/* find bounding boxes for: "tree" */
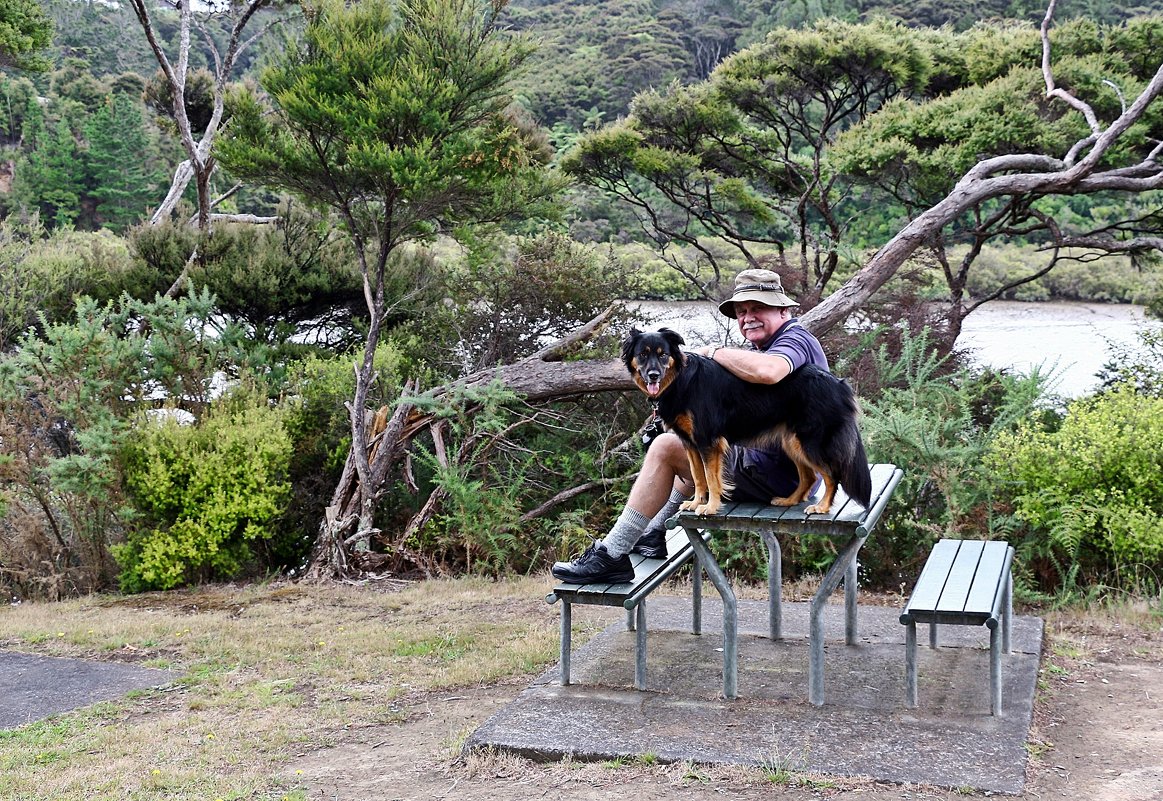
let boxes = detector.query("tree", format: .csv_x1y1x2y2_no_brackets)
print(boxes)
128,0,280,233
563,17,937,304
215,0,557,579
13,99,84,229
84,93,163,233
804,3,1163,336
0,0,52,72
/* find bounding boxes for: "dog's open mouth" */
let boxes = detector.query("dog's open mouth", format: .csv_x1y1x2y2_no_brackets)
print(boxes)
645,381,662,396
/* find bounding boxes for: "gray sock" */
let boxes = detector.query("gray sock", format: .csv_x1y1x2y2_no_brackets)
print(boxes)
646,488,688,533
601,507,651,558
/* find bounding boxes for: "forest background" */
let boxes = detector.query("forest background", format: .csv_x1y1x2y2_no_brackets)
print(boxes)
1,0,1162,604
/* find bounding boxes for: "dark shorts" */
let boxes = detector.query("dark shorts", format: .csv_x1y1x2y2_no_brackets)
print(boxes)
725,446,817,503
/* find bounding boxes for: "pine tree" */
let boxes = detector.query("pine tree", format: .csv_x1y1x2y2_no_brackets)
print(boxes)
12,97,84,229
84,94,159,233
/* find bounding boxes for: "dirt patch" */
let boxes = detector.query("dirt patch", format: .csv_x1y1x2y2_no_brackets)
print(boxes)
287,607,1163,800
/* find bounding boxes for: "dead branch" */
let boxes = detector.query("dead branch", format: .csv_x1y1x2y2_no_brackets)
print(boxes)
519,473,638,523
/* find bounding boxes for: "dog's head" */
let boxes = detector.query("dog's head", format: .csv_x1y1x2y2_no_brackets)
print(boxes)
622,327,685,398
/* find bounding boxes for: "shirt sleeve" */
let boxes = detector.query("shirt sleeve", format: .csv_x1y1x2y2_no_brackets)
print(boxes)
766,327,814,372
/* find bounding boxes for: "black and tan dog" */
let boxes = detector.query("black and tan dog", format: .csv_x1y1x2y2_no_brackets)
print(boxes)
623,327,872,517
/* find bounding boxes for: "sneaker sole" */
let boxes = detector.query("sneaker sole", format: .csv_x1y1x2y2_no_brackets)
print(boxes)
551,570,636,584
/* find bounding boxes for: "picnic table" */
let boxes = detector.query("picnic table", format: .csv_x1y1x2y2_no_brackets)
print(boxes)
667,462,904,704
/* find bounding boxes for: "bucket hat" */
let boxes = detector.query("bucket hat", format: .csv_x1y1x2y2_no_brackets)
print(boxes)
717,268,798,318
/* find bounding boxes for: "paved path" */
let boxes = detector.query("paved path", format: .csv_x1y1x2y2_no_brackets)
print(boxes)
467,598,1043,794
0,651,174,730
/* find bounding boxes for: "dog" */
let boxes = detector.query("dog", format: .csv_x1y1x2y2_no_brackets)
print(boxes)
622,327,872,517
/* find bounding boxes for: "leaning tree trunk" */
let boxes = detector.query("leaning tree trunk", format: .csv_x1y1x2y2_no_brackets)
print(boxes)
304,306,637,581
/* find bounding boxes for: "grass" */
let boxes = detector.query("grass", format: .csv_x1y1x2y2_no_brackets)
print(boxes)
3,575,1159,800
0,575,579,801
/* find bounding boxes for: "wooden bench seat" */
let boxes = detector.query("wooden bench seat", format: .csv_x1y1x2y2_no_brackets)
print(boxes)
900,538,1015,715
546,527,710,690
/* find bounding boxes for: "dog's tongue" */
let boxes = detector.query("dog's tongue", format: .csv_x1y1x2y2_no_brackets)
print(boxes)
646,381,661,396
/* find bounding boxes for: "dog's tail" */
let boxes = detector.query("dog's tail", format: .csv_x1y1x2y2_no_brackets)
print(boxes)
840,422,873,509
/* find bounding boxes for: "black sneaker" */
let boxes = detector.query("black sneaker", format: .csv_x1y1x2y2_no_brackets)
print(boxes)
631,526,668,559
552,541,635,584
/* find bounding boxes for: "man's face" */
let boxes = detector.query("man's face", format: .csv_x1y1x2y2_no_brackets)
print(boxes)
734,300,789,346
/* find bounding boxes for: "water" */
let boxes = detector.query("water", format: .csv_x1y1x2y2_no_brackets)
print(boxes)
956,301,1156,397
628,299,1160,397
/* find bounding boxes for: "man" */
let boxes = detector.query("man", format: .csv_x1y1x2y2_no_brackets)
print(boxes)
552,268,829,584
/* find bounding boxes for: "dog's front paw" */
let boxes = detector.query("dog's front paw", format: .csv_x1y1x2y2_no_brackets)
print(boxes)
804,503,831,515
679,499,700,512
770,496,796,507
694,501,721,516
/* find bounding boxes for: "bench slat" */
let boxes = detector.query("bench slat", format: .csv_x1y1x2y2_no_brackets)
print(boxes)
963,540,1012,616
548,530,710,608
905,539,960,613
666,464,904,542
935,539,986,613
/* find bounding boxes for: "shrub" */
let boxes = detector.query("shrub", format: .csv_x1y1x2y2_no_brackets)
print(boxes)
0,218,135,349
987,384,1163,593
126,210,365,354
0,291,241,598
855,326,1053,589
115,393,293,592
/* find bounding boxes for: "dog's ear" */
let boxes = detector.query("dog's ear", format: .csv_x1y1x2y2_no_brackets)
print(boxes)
621,327,643,364
658,327,686,348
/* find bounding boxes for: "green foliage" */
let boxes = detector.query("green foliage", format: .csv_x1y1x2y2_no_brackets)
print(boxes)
4,80,171,233
0,218,135,349
0,0,54,72
855,326,1053,587
114,392,293,592
988,385,1163,592
216,0,556,259
834,19,1161,210
0,291,237,597
505,0,692,129
565,17,943,297
400,381,639,576
142,67,217,137
12,98,84,229
0,72,37,143
432,230,635,372
1096,325,1163,398
120,209,368,359
409,381,529,574
83,94,166,233
187,215,364,352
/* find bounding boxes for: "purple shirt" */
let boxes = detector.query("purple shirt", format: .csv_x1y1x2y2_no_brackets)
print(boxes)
742,318,829,479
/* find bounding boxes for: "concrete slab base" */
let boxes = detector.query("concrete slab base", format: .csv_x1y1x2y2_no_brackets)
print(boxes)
466,596,1043,794
0,650,174,730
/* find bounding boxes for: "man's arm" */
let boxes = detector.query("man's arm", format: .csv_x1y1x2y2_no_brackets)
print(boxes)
696,346,792,385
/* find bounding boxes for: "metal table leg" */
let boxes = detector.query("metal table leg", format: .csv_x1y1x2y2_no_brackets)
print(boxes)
758,529,782,640
560,599,572,686
808,534,866,706
684,526,737,699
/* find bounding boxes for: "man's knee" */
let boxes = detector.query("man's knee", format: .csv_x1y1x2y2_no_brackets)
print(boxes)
647,432,691,476
647,431,683,460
